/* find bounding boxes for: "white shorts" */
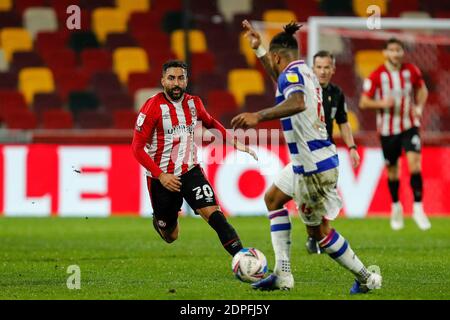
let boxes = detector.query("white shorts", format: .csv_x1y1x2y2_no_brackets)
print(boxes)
293,167,342,226
274,163,295,198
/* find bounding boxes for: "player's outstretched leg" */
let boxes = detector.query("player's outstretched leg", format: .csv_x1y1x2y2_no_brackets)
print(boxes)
204,209,243,256
152,218,179,243
312,222,382,294
252,208,294,291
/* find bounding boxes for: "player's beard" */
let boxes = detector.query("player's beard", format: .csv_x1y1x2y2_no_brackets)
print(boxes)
166,86,185,101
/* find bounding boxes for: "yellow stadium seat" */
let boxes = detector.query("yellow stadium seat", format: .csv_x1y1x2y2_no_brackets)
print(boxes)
228,69,265,107
0,28,33,62
353,0,387,17
355,50,385,79
115,0,150,14
19,67,55,104
240,32,257,67
263,9,297,23
332,111,360,137
263,10,298,44
113,47,149,83
171,30,207,60
92,8,128,43
0,0,12,11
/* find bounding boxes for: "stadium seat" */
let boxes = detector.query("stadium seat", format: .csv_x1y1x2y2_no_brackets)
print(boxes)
101,92,133,111
41,49,77,75
207,90,238,119
115,0,150,15
193,72,227,96
171,29,207,60
113,109,138,129
134,88,160,110
92,8,128,43
4,109,37,129
69,31,100,52
91,71,123,95
19,67,55,104
215,52,248,73
113,47,149,83
0,11,21,29
0,0,12,11
244,94,271,113
228,69,265,107
79,0,114,11
190,52,215,81
23,7,58,39
133,31,170,52
263,9,297,23
105,32,137,51
0,71,17,89
151,0,182,13
0,28,33,62
285,0,324,21
15,0,46,14
389,0,419,17
76,110,112,129
354,50,385,79
0,50,7,71
318,33,345,56
353,0,387,17
128,72,158,95
33,92,62,116
11,51,44,72
68,91,100,114
56,70,90,101
0,90,27,121
128,12,164,39
239,32,257,67
217,0,252,23
42,109,74,129
35,31,70,57
80,49,111,73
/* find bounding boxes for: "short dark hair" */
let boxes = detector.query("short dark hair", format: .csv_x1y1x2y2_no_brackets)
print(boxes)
384,38,404,49
313,50,335,65
162,60,188,75
269,22,302,52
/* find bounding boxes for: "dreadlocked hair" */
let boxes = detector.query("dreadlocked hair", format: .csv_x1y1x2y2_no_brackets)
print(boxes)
269,21,302,52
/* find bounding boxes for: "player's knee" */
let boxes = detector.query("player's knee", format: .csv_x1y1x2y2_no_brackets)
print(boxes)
264,191,280,211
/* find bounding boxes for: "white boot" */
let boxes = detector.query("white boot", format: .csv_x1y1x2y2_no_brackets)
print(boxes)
390,202,404,230
413,202,431,230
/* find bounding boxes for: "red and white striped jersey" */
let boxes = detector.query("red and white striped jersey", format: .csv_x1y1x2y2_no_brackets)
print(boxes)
132,92,229,178
363,63,425,136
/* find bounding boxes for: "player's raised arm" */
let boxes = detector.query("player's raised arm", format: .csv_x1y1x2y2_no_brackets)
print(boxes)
242,19,278,82
231,91,306,129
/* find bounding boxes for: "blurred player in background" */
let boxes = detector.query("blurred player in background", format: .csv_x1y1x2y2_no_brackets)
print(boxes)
233,21,381,293
359,38,431,231
132,60,257,257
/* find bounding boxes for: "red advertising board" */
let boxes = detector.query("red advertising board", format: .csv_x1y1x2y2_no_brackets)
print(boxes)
0,144,448,217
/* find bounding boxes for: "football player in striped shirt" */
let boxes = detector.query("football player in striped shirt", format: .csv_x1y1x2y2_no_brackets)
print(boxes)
132,60,257,258
359,38,431,231
233,21,381,293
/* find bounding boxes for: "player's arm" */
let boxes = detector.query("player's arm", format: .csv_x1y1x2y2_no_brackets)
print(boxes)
197,98,258,160
412,66,428,117
242,19,278,82
231,91,306,129
359,74,394,110
131,105,181,192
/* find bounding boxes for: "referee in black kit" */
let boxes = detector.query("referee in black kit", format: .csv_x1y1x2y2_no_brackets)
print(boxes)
304,50,361,253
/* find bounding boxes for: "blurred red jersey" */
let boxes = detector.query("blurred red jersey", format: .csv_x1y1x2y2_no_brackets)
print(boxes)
132,92,229,178
363,63,425,136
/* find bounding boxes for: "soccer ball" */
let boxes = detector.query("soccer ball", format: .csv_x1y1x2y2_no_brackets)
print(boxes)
231,247,268,283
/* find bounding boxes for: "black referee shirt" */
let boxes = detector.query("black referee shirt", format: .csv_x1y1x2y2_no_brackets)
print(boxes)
322,82,348,143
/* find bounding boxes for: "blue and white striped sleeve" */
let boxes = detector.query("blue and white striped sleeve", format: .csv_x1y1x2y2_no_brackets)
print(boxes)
278,70,305,99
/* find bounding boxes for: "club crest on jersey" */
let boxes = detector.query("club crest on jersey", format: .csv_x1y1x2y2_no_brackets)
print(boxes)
286,72,299,83
136,112,146,126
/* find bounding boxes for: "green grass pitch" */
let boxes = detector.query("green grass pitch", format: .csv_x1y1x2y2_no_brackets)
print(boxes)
0,216,449,300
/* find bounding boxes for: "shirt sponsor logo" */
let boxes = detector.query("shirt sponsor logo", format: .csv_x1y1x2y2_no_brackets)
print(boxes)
286,72,299,83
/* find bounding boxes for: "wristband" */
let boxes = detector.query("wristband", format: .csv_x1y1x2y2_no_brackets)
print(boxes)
349,145,357,150
253,45,267,58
